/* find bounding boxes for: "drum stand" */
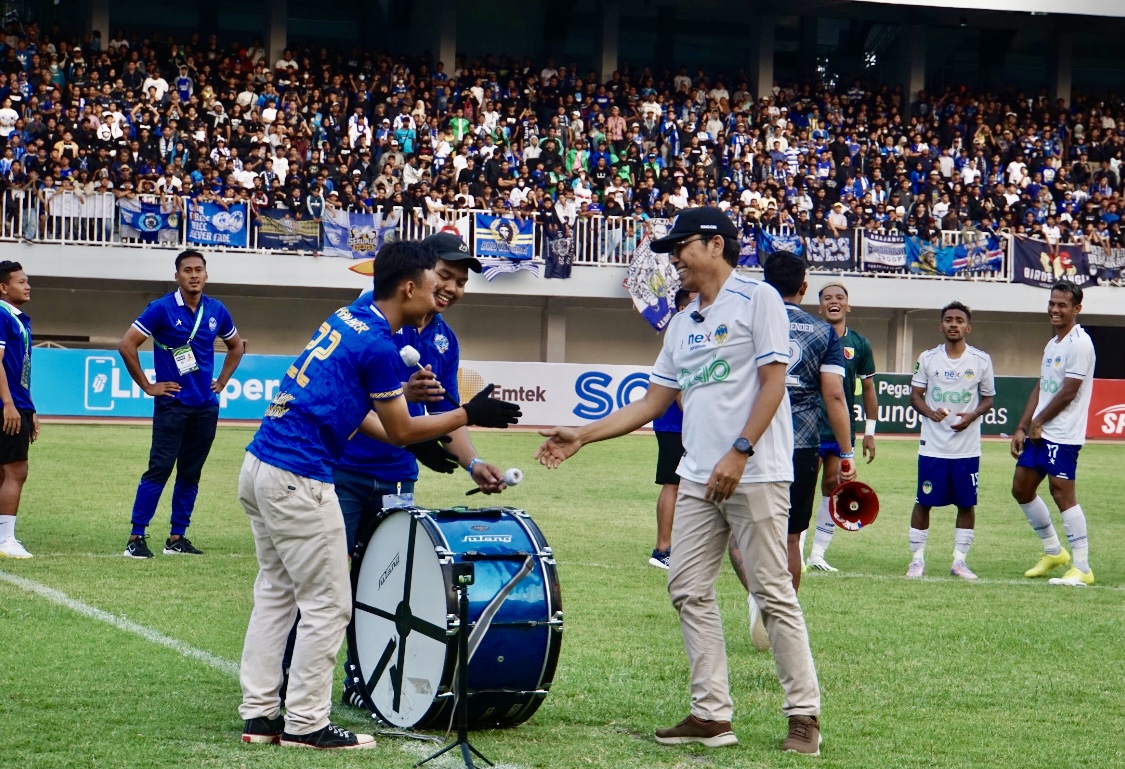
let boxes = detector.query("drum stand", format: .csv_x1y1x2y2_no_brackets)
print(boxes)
415,562,493,768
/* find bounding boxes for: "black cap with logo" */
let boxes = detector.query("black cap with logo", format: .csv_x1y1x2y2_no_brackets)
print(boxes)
649,207,739,253
420,231,482,273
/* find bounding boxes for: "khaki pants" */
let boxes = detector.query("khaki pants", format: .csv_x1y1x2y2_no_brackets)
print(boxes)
669,479,820,721
237,453,351,735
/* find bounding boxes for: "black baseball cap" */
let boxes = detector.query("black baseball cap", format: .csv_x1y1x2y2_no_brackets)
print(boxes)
421,231,481,273
649,207,739,253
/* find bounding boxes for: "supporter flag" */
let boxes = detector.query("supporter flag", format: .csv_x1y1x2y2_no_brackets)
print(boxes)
1011,236,1095,289
805,230,855,270
757,227,804,261
322,209,396,259
119,197,180,243
257,208,321,251
624,232,680,331
738,226,758,268
186,200,248,248
953,235,1005,274
906,236,958,276
544,228,574,280
474,214,535,260
1085,242,1125,282
860,231,907,272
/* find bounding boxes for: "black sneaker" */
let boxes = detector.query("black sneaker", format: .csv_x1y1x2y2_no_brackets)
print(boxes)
123,536,154,559
340,686,367,709
164,536,204,555
241,714,285,744
280,723,376,750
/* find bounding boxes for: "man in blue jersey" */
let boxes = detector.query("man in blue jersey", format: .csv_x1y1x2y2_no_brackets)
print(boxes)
335,231,504,558
728,251,854,649
649,289,693,570
237,240,521,750
0,262,37,559
118,250,244,558
334,231,508,709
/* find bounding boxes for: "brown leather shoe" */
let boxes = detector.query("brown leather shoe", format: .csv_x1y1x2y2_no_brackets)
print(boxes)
655,714,738,748
781,714,821,755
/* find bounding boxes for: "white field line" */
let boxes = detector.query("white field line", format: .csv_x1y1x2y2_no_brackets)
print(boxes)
0,568,240,675
0,568,530,766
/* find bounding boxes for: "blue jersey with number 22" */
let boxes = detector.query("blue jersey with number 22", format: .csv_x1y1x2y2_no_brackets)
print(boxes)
247,303,405,482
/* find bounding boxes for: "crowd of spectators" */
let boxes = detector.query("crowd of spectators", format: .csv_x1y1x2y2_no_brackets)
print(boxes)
2,20,1125,251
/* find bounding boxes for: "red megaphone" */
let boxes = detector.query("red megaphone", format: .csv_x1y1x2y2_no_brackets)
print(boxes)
829,481,880,531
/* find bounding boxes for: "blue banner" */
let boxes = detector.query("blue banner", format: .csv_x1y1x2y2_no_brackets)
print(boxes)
737,226,758,268
906,236,959,276
322,209,396,259
624,234,679,331
474,214,535,260
257,208,321,251
118,198,180,237
32,349,291,420
756,227,805,261
187,200,249,248
953,236,1005,274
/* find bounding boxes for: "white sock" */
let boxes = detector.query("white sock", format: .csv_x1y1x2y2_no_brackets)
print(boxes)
798,530,808,561
909,527,928,562
1061,505,1090,572
0,514,14,541
953,528,975,563
810,498,834,558
1020,496,1061,555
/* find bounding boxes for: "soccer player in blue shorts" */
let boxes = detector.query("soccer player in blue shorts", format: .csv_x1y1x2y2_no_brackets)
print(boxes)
1011,280,1096,586
906,302,995,580
236,240,521,750
805,282,878,572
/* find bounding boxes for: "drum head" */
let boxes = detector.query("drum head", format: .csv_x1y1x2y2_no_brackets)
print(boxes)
351,509,454,728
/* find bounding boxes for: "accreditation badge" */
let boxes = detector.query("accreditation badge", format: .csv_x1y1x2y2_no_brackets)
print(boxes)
172,345,200,375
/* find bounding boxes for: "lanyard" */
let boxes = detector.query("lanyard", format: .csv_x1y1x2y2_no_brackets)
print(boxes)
155,298,205,351
0,300,28,354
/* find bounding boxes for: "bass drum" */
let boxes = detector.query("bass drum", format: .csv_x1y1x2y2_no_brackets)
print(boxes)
349,506,563,729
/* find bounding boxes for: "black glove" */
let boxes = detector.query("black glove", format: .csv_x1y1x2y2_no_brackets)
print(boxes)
462,384,522,428
406,435,459,474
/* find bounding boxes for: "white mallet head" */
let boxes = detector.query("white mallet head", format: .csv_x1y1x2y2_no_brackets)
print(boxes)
399,345,421,368
503,468,523,486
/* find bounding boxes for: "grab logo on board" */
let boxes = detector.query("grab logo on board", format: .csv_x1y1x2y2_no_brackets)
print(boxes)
1085,379,1125,439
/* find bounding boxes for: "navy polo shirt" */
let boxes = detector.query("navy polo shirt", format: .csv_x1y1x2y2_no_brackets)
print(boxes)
131,289,237,408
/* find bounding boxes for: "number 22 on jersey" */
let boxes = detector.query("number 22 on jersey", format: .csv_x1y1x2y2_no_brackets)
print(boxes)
287,322,342,387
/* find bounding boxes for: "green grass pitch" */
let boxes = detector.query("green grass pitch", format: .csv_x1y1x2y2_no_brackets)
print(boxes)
2,425,1124,768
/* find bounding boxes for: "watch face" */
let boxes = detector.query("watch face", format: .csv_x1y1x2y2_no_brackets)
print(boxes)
734,437,751,454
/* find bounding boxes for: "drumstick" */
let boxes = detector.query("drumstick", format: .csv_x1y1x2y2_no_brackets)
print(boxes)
466,468,523,495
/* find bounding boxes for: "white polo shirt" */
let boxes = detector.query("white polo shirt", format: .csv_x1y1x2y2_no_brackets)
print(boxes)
651,272,793,485
1037,324,1095,445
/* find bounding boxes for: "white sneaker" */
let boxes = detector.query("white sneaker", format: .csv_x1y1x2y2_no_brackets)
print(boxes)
748,596,770,651
905,559,925,579
0,537,32,558
806,555,838,572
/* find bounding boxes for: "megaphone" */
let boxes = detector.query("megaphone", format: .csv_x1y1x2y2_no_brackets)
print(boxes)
829,481,880,531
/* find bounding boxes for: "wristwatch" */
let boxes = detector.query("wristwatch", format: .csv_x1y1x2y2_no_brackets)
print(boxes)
732,437,754,456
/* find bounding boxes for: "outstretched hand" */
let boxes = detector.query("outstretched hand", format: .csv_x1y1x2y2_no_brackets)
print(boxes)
535,427,582,469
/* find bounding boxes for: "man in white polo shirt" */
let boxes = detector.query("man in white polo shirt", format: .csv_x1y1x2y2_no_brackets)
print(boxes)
535,207,822,755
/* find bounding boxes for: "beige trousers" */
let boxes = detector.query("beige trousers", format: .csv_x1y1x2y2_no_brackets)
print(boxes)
236,452,351,735
669,478,821,721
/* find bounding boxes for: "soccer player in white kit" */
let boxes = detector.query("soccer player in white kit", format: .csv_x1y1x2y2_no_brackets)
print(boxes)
534,207,823,755
906,302,995,580
1011,280,1097,586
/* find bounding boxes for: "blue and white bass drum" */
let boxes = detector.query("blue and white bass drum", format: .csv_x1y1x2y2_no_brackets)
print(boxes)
348,506,563,729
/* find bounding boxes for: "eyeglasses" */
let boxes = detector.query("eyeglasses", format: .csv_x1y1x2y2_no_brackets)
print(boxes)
673,236,706,254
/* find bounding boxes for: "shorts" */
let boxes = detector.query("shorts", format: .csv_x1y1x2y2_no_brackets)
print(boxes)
788,447,821,534
654,430,683,485
1016,438,1081,481
0,408,33,465
916,455,979,509
818,438,855,460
